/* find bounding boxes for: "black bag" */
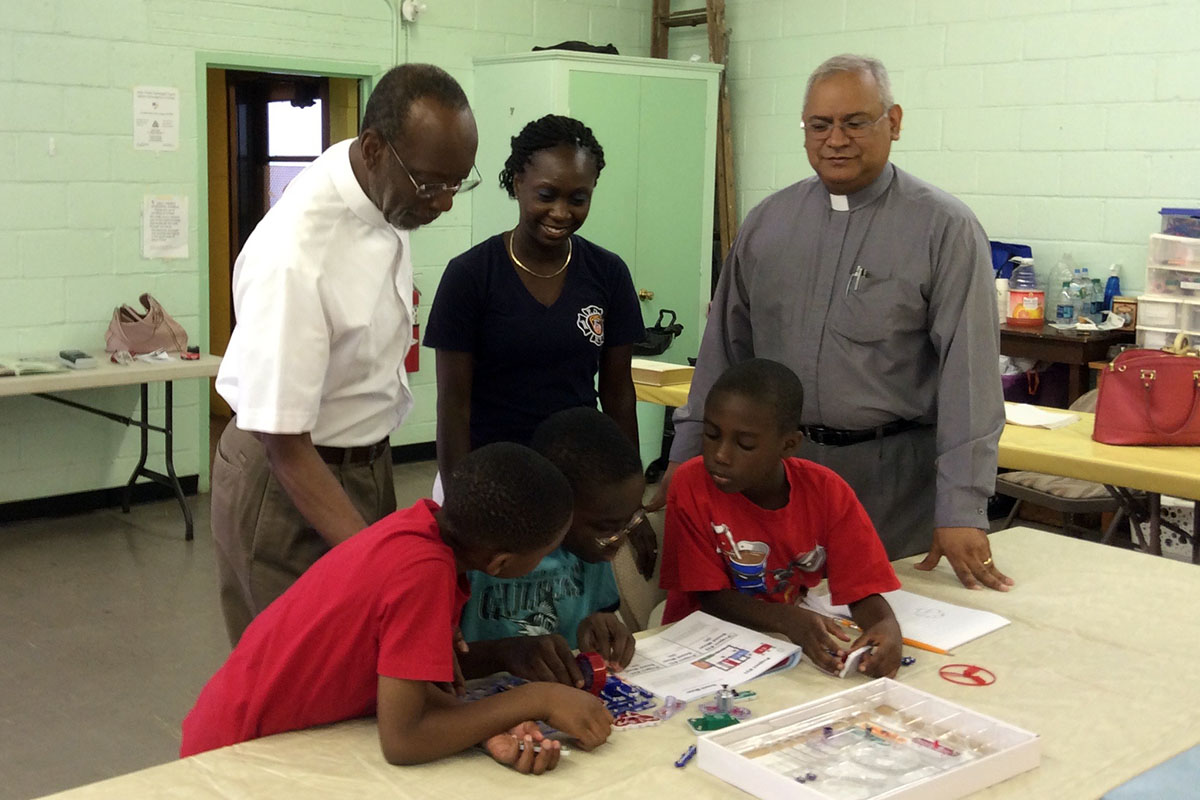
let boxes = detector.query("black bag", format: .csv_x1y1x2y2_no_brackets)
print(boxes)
633,309,684,356
532,41,619,55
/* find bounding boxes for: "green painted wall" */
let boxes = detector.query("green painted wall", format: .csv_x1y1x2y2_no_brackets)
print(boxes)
0,0,649,504
669,0,1200,295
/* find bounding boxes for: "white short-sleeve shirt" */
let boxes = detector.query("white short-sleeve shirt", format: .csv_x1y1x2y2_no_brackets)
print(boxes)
216,139,414,447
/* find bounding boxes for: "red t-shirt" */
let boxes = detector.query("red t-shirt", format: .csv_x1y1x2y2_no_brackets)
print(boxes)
180,499,469,757
660,457,900,624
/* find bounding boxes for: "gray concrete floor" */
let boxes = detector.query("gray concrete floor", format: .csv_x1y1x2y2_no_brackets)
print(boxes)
0,457,438,800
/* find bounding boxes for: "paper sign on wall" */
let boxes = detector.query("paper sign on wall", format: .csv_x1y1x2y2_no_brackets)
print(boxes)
133,86,179,151
142,195,188,259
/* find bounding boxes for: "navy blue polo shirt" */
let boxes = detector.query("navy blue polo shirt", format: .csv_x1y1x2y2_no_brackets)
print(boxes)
424,234,644,448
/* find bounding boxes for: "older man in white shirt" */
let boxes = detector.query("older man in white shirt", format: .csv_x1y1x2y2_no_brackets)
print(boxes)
212,64,480,644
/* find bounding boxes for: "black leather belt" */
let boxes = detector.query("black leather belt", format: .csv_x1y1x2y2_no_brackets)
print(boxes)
802,419,926,447
313,438,391,465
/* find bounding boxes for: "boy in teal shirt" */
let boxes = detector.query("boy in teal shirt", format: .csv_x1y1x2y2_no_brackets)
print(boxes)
458,408,645,685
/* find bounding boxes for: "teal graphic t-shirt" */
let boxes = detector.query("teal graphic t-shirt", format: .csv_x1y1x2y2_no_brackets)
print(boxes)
459,547,620,649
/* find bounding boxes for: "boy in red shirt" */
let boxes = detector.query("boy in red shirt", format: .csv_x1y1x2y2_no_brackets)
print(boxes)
660,358,903,677
182,443,612,773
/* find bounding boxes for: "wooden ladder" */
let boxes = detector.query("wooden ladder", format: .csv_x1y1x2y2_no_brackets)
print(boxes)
650,0,737,263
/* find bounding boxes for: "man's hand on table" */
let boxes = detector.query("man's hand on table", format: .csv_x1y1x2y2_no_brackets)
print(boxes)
914,526,1014,591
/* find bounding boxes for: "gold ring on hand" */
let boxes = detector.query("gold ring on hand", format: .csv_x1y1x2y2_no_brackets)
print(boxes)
981,557,993,567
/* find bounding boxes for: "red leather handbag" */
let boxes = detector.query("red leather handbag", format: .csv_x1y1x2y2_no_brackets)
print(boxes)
1093,333,1200,446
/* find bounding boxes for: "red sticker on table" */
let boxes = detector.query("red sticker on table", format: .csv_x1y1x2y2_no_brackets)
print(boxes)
938,663,996,686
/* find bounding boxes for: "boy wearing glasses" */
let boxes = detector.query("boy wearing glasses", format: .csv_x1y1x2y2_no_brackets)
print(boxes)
458,408,644,685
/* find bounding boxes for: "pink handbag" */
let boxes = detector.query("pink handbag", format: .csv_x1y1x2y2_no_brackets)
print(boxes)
104,293,189,355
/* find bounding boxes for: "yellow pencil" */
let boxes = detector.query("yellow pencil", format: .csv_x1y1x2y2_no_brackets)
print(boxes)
831,618,951,657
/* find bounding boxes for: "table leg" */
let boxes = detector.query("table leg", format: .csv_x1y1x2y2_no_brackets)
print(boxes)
645,406,675,484
1193,500,1199,566
1066,364,1086,406
122,383,150,514
162,382,194,541
1147,493,1162,556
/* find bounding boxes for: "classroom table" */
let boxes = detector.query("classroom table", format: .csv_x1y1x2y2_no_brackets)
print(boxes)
0,355,222,539
998,324,1134,405
999,409,1200,559
39,527,1200,800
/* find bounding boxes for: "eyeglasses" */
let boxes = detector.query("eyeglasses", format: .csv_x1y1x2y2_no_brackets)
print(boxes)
800,108,891,140
386,140,481,198
593,508,647,549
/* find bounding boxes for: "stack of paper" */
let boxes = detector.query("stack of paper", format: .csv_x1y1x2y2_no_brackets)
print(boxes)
631,358,694,386
1004,402,1079,429
803,590,1010,654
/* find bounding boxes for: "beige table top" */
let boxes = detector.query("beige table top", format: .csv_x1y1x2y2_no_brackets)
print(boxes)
635,381,690,408
0,355,221,398
999,409,1200,501
41,527,1200,799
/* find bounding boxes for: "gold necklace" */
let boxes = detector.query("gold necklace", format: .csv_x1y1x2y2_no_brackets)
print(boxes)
507,230,571,278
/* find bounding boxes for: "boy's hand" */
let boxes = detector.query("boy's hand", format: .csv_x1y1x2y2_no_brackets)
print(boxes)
496,635,585,688
577,613,636,671
783,608,852,674
849,622,902,679
534,684,613,751
483,721,562,775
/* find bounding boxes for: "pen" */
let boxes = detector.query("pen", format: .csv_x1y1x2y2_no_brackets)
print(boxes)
845,265,868,295
831,618,951,656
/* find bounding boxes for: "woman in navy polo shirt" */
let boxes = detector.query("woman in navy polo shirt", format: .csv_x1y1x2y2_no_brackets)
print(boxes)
425,115,650,569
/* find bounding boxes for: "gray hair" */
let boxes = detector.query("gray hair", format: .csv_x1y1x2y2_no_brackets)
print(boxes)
804,54,894,110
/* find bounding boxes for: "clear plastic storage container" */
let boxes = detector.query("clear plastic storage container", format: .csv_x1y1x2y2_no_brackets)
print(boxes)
1160,208,1200,239
1148,233,1200,267
1136,326,1180,349
1137,296,1185,327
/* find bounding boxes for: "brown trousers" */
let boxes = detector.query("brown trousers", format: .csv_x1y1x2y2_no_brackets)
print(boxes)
210,420,396,645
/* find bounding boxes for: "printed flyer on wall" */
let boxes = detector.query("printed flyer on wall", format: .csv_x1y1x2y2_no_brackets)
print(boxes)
620,612,800,702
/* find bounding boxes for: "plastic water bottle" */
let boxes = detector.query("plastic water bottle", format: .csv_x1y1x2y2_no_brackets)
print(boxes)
1073,268,1092,322
1103,264,1122,312
1006,258,1044,327
1090,278,1103,322
1055,281,1077,325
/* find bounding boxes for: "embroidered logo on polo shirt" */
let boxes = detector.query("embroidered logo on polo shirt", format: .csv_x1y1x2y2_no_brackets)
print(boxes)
576,305,605,346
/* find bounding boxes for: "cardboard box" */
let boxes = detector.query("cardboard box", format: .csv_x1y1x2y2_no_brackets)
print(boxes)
698,678,1039,800
1110,296,1137,330
631,358,694,386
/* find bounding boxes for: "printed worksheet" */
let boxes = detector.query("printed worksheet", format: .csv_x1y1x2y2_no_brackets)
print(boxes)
620,612,800,701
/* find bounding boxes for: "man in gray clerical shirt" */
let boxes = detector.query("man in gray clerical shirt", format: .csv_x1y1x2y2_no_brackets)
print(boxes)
652,54,1011,592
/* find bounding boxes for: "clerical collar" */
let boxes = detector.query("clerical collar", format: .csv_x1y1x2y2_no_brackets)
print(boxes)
825,163,895,212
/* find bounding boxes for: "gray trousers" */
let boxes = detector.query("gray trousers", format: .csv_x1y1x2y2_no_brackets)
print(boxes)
210,420,396,645
797,426,936,561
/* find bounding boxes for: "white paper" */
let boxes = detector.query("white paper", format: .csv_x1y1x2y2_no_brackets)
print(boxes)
1004,402,1079,429
141,195,188,259
619,611,800,702
133,86,179,151
803,589,1010,653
